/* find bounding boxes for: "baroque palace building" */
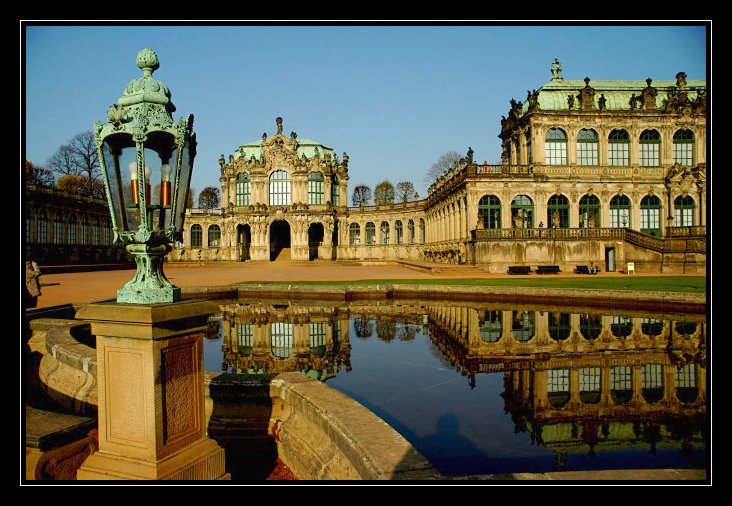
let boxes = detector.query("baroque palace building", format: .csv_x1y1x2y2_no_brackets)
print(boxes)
173,61,707,273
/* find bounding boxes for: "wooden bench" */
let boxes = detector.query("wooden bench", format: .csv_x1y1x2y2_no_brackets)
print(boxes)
575,265,600,274
536,265,561,274
507,265,531,275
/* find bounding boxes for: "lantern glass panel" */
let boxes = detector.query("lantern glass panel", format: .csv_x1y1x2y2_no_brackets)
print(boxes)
173,138,193,235
101,137,127,234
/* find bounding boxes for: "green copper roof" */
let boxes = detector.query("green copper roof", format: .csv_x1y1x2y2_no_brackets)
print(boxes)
234,137,336,162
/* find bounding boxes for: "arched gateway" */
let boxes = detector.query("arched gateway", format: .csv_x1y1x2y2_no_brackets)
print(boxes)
270,220,291,261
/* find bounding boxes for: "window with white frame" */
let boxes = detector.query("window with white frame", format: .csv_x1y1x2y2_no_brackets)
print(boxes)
269,170,291,206
545,128,567,165
639,130,661,167
673,129,694,165
577,129,599,165
608,129,630,166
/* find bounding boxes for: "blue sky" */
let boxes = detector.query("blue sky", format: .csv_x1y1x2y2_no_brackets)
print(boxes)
24,23,708,200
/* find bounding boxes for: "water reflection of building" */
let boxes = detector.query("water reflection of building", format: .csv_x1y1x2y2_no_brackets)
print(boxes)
219,301,352,381
425,304,706,463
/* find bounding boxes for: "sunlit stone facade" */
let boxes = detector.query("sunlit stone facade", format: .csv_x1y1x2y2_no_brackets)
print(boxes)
173,62,707,273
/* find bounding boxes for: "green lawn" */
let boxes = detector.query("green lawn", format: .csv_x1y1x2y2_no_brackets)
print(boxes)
237,276,707,293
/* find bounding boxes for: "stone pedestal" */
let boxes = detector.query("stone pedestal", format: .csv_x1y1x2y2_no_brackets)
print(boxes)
76,300,227,480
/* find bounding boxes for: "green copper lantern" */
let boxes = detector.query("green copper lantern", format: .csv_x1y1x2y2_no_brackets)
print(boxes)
94,48,196,304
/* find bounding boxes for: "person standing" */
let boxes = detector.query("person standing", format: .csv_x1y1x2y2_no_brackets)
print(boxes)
25,259,42,308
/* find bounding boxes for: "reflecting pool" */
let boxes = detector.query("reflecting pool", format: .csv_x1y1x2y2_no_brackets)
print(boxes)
202,298,707,477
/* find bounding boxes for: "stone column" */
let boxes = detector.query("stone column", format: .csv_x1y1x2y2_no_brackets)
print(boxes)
76,301,227,480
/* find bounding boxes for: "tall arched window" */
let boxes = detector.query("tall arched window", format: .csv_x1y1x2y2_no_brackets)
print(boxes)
81,216,89,245
190,224,202,248
349,222,360,245
419,219,425,243
512,310,535,342
511,195,534,228
478,195,501,229
673,129,694,165
639,130,661,167
579,194,601,228
640,195,662,236
331,175,340,206
236,172,251,206
610,195,631,228
208,224,221,247
395,220,403,244
37,210,47,244
365,222,376,245
92,219,100,245
608,129,630,166
67,214,77,244
407,219,415,244
53,213,64,244
380,221,390,244
545,128,567,165
271,322,293,359
103,221,111,245
307,171,324,205
577,129,598,166
547,194,569,228
674,195,695,226
269,170,291,206
479,311,502,343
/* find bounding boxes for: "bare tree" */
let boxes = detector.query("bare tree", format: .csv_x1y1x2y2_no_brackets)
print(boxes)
424,150,461,186
25,160,55,187
47,131,101,196
352,184,372,206
395,181,416,203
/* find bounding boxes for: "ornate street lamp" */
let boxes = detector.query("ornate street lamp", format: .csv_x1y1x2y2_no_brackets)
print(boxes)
93,48,196,303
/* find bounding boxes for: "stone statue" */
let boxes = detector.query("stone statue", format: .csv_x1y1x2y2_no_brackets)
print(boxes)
551,59,563,80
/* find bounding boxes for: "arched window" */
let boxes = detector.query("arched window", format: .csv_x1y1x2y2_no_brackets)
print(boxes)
641,363,664,403
512,310,535,342
208,224,221,247
511,195,533,228
331,175,340,206
478,195,501,229
236,172,251,206
545,128,567,165
37,210,47,244
67,214,77,244
609,195,631,228
307,171,324,205
611,366,633,404
237,323,253,356
673,129,694,165
548,312,571,341
419,218,425,243
269,170,291,206
639,130,661,167
579,313,602,340
407,219,415,244
610,316,633,338
92,219,100,245
395,220,403,244
365,222,376,245
577,129,598,166
81,216,89,245
271,322,293,359
640,195,662,236
479,311,502,343
309,322,327,357
547,194,569,228
190,224,202,248
380,221,390,244
103,221,111,245
349,222,360,245
674,195,695,226
641,318,664,337
579,194,601,228
608,129,630,166
547,369,570,408
675,363,698,403
53,213,64,244
579,367,601,404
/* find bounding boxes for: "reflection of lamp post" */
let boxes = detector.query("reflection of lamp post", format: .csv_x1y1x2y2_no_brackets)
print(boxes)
94,47,196,304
